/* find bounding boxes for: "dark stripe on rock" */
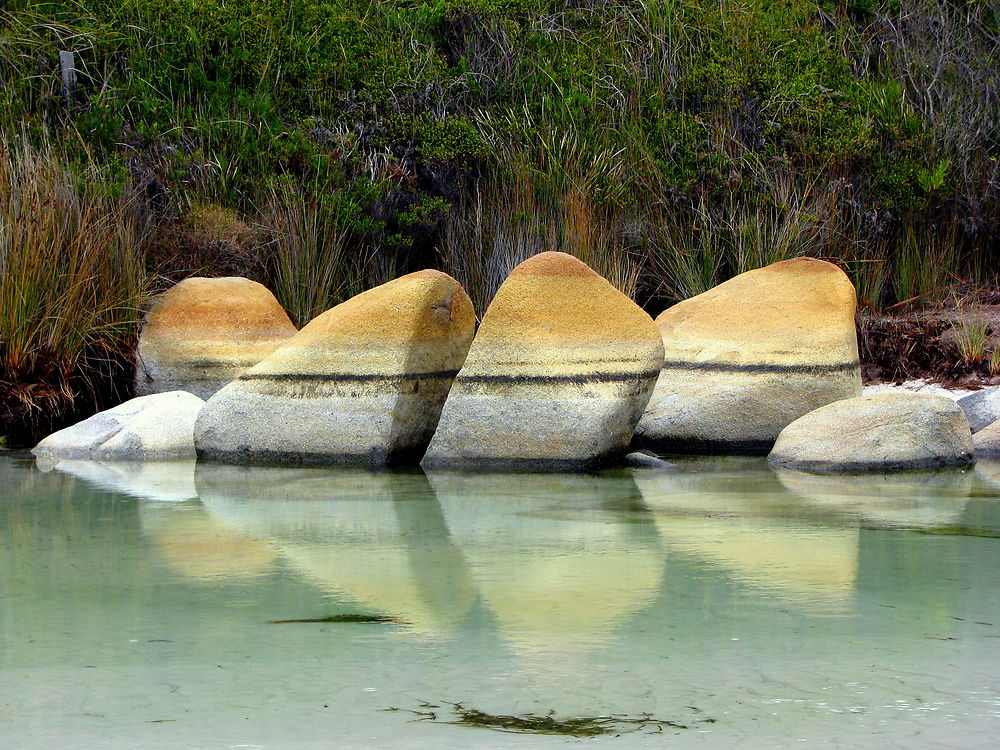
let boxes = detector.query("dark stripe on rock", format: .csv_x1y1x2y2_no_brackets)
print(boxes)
457,369,662,386
660,360,859,375
196,446,392,468
235,378,455,399
421,449,623,473
631,435,775,456
238,369,460,383
181,360,268,370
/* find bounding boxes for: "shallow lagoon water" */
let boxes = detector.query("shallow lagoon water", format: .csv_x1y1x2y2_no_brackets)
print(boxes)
2,454,999,749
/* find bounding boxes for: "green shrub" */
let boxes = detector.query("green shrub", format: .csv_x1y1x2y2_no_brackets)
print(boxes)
0,0,995,318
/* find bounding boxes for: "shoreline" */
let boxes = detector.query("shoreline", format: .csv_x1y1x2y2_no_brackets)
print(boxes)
4,288,999,452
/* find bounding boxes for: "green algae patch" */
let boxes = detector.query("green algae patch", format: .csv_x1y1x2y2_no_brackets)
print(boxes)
267,614,405,624
387,701,713,736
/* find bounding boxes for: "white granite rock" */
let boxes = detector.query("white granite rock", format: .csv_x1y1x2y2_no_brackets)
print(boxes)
32,391,205,462
41,459,198,502
768,392,974,472
624,451,675,470
973,419,1000,457
957,387,1000,433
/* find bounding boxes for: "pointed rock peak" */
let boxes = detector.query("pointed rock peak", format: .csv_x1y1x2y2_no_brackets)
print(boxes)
422,255,663,471
474,253,655,351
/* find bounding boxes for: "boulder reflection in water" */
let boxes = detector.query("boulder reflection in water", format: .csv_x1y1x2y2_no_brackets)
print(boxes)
429,471,665,654
196,464,476,636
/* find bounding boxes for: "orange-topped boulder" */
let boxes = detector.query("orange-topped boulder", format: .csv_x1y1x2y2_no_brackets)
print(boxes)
136,277,297,399
634,257,861,453
194,270,475,466
422,252,664,470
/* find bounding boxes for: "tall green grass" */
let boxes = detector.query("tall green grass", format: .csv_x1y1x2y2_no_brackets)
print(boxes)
439,112,640,313
0,135,150,404
263,180,398,327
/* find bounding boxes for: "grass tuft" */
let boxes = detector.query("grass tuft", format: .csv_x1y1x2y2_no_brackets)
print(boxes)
0,132,150,407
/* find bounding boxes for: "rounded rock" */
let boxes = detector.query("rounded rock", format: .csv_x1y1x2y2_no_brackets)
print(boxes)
422,251,664,471
973,419,1000,457
32,391,206,462
768,392,974,472
194,270,475,467
957,386,1000,433
635,258,861,454
624,451,675,470
136,277,297,400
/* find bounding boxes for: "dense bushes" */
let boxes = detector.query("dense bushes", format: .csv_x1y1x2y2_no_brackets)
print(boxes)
1,0,997,322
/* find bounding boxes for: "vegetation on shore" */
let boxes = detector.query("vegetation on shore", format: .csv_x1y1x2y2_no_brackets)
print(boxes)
1,0,998,441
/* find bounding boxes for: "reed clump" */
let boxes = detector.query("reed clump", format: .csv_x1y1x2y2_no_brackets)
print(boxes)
0,135,151,435
262,179,399,328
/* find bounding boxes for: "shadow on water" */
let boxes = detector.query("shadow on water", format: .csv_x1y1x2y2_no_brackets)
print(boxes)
20,453,1000,652
35,456,198,502
776,465,973,529
636,460,861,608
138,500,280,583
192,465,670,651
634,456,1000,611
18,455,673,653
31,457,282,583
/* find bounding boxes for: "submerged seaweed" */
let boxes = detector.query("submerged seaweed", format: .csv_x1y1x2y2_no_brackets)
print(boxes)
385,701,713,736
912,526,1000,539
267,614,404,624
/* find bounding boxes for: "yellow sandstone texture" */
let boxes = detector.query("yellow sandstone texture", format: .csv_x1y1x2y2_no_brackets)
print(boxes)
635,257,861,453
194,270,475,466
136,277,297,399
423,251,664,470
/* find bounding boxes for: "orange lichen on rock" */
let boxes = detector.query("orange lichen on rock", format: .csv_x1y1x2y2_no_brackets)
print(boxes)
194,270,476,467
136,277,297,399
635,257,862,454
423,252,664,470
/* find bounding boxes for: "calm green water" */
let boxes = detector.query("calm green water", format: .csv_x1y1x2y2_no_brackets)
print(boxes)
2,453,999,749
